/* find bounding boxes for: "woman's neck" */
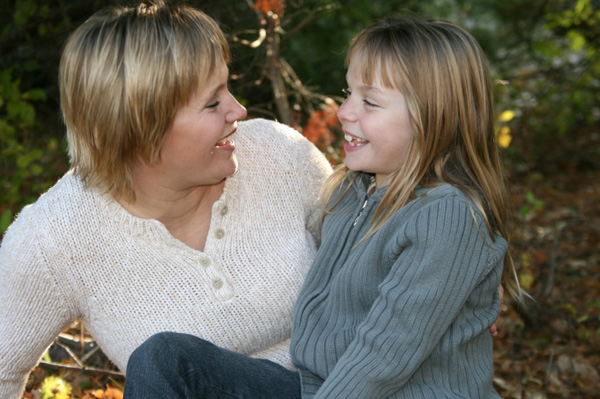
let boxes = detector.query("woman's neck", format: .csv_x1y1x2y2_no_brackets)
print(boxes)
117,177,226,251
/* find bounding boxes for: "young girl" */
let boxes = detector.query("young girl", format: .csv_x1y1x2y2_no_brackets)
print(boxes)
124,17,522,399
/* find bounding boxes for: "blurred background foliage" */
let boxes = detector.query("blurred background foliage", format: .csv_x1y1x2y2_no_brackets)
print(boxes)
1,0,598,232
1,0,599,397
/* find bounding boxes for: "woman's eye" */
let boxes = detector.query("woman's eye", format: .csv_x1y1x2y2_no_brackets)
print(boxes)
363,99,377,107
206,101,220,109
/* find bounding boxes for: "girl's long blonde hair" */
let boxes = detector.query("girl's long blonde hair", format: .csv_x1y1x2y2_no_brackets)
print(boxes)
323,18,524,302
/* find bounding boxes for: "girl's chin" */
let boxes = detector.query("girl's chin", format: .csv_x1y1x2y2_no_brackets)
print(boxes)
343,156,366,172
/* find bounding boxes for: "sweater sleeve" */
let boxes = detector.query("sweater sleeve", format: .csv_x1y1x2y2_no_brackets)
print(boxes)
297,139,332,246
313,196,503,398
0,210,76,399
249,338,295,369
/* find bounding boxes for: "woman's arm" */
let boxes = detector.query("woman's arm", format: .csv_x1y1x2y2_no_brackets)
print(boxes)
297,134,333,245
0,215,76,399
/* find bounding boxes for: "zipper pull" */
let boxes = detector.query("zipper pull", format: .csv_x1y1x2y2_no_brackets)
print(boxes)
353,197,369,226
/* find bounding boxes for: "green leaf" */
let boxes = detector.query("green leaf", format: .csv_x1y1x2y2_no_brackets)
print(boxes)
30,164,44,176
0,209,13,233
567,30,586,51
24,88,46,101
16,154,31,168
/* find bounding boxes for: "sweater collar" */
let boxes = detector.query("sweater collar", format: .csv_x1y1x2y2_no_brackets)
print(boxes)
350,172,387,201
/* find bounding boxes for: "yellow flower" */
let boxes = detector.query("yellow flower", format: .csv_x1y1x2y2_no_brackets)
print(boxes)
498,126,512,148
40,376,72,399
499,110,515,122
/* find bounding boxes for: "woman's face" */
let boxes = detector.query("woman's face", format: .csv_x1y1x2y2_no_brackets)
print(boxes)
157,66,247,190
337,60,413,187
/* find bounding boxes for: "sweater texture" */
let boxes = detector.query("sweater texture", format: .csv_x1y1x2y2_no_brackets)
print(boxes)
0,118,332,399
290,173,505,398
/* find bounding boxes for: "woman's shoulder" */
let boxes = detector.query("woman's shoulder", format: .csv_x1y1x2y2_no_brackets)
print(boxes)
236,118,331,173
5,171,95,233
237,118,317,156
27,170,90,208
238,117,302,139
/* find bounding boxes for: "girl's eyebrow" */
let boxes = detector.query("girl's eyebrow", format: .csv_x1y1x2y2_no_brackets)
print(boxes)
346,72,384,94
359,85,383,94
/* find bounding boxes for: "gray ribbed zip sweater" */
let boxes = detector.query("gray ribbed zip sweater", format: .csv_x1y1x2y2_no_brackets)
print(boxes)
290,173,504,398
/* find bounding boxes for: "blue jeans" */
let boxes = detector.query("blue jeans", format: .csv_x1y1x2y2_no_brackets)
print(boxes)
123,332,301,399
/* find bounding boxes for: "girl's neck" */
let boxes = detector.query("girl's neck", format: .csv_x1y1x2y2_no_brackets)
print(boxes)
374,173,392,191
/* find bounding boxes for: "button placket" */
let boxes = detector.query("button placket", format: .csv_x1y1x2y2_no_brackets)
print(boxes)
196,256,234,300
199,200,233,301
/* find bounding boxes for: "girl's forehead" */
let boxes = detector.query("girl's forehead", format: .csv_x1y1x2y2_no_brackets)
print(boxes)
348,57,398,90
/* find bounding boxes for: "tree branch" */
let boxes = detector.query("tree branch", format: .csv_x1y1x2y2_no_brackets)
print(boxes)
38,361,123,378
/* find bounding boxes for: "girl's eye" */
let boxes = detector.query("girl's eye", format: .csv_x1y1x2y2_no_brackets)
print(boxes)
342,88,351,98
206,101,220,109
363,99,377,107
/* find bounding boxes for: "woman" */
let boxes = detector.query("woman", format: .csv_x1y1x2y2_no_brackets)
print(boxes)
0,2,331,398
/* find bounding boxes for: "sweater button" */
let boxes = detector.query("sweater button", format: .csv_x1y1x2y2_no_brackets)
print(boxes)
220,206,228,216
199,257,211,268
215,229,225,239
212,278,223,289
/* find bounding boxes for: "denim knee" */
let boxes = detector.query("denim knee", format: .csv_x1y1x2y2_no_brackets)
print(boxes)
127,332,181,372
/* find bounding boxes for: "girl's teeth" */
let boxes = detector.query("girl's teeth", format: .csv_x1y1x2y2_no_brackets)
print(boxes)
344,134,368,147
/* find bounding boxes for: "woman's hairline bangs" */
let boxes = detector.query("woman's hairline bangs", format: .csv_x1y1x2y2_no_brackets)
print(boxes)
168,14,230,102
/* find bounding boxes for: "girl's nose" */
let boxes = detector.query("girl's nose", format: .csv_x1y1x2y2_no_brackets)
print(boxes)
337,100,355,123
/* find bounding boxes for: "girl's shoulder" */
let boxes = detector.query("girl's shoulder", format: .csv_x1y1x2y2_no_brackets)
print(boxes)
412,184,473,211
408,184,505,246
415,183,464,200
400,184,487,231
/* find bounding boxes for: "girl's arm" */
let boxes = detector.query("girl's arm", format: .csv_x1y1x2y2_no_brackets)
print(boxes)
314,196,504,398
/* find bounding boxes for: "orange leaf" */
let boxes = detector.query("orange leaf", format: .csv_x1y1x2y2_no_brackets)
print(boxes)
105,387,124,399
253,0,285,16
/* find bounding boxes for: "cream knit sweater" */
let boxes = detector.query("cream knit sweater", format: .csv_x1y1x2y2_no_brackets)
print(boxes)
0,118,332,399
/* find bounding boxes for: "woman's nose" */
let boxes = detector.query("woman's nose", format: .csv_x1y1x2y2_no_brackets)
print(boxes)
229,97,247,122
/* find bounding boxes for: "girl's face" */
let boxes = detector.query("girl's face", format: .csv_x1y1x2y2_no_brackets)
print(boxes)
156,65,247,190
337,61,413,188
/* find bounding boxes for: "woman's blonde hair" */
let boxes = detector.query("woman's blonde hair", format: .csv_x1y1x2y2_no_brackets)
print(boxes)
60,1,229,200
324,18,523,302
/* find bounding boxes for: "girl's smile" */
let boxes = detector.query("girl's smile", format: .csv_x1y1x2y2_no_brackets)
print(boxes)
343,132,369,151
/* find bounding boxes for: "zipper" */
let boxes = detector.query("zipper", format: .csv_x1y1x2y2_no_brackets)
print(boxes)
353,196,369,226
352,176,376,227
